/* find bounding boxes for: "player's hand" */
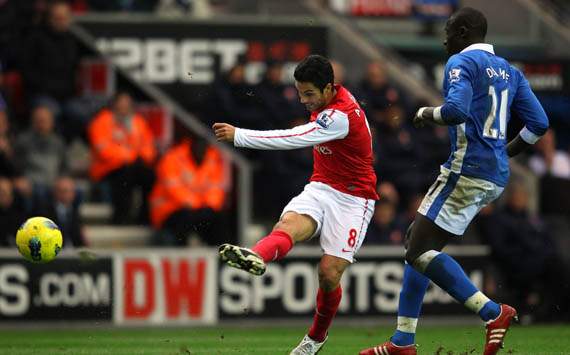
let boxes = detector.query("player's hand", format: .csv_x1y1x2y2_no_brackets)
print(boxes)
413,107,428,128
213,122,236,143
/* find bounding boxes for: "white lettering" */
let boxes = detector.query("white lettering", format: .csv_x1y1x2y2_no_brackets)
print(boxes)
218,261,486,316
39,272,111,307
97,38,248,84
252,266,282,312
0,265,29,316
179,39,213,84
83,274,111,306
219,267,251,314
374,262,403,312
145,39,177,83
282,264,316,313
350,263,376,312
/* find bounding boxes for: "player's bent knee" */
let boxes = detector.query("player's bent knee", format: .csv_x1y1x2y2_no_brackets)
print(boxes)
407,249,441,273
318,270,341,292
318,256,348,291
404,249,419,267
274,212,316,242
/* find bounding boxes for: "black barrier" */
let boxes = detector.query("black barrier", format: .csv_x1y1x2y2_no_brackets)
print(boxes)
77,18,328,111
0,257,113,321
218,247,490,319
0,247,491,323
397,50,570,95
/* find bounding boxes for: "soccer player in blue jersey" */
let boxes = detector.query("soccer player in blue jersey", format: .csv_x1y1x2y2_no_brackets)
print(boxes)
360,7,549,355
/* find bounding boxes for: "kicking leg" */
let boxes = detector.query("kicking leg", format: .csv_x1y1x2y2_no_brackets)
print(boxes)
219,212,316,275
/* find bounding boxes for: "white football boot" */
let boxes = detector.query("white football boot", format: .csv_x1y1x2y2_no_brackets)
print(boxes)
289,334,328,355
219,243,266,276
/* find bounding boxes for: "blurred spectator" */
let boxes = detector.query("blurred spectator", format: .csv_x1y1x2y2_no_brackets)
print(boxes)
14,105,67,202
366,198,406,245
210,61,265,129
258,117,313,218
19,1,84,139
528,129,570,217
0,106,31,208
0,1,47,68
88,92,156,224
150,138,230,246
374,104,423,202
36,176,84,248
476,180,570,322
155,0,212,17
330,59,359,94
330,59,346,86
413,107,450,185
357,61,404,125
377,181,400,206
0,109,18,178
0,178,25,246
87,0,159,12
0,78,6,111
528,129,570,179
397,192,423,228
256,60,295,129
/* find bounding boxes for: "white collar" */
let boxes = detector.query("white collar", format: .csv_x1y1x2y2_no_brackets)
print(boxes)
460,43,495,54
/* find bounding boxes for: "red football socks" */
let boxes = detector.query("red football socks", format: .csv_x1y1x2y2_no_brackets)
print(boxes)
251,230,294,263
308,286,342,342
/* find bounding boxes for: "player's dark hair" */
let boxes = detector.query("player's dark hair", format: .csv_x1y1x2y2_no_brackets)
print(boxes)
294,55,334,92
452,7,487,39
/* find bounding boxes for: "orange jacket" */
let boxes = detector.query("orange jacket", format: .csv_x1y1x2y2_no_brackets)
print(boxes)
149,140,230,228
88,109,156,181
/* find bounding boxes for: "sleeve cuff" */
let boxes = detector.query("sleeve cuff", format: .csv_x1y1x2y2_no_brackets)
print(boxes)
519,126,541,144
233,128,243,147
433,106,443,124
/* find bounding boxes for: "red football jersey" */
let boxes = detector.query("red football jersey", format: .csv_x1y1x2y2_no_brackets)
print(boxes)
233,85,378,200
309,85,378,200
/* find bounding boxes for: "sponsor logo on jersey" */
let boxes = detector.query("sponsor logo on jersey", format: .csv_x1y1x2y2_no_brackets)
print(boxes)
316,112,334,129
314,145,332,155
448,68,461,83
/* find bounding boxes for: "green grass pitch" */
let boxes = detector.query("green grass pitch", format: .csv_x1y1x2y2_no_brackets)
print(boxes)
0,324,569,354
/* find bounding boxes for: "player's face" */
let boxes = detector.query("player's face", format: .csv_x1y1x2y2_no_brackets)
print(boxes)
295,81,332,112
444,17,464,56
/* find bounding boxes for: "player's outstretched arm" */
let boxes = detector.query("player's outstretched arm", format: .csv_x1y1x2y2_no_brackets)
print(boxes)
213,110,349,151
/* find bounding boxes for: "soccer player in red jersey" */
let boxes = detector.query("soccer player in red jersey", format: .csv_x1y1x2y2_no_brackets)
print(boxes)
214,54,378,355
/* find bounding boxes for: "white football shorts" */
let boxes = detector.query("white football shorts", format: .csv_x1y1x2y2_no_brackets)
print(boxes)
418,167,504,235
281,181,375,263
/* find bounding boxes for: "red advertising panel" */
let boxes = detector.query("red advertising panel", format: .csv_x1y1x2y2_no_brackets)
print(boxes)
114,250,217,325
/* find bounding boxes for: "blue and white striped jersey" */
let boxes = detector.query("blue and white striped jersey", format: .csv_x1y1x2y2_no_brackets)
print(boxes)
439,43,549,187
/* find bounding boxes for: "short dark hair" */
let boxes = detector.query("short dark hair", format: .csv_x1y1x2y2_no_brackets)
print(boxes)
452,7,487,38
293,55,334,92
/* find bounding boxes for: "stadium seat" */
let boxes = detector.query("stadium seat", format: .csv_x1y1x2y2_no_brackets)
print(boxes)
79,58,115,97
